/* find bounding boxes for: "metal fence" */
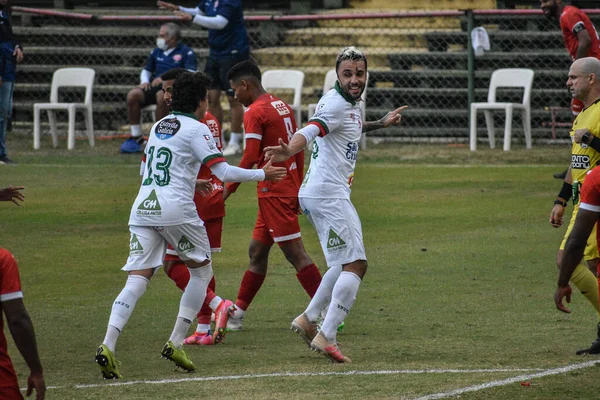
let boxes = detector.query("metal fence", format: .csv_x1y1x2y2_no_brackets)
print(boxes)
12,6,600,143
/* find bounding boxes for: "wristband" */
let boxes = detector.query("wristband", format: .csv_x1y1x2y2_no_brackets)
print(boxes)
554,199,568,207
557,181,572,202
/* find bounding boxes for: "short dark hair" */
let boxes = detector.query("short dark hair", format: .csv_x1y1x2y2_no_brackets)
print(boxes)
160,68,189,81
227,60,262,84
162,22,182,41
170,72,212,113
335,46,368,72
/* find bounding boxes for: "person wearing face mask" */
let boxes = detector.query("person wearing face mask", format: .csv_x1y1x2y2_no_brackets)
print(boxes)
0,0,22,165
120,22,197,153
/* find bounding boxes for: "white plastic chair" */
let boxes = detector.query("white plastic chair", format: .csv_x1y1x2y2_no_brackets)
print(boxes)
307,69,369,149
261,69,304,128
33,68,95,150
469,68,534,151
142,104,157,124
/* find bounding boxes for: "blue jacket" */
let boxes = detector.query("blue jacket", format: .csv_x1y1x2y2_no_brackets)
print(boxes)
0,7,20,82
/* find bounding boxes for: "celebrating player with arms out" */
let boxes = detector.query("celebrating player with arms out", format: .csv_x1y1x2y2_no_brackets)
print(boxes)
222,60,323,331
265,47,406,363
95,71,285,379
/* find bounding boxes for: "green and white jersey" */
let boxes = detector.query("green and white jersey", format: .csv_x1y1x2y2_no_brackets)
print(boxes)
300,82,363,200
129,112,225,226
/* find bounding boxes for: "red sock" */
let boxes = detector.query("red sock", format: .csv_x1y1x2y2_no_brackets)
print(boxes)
296,263,322,298
165,262,189,291
197,276,216,324
235,270,266,311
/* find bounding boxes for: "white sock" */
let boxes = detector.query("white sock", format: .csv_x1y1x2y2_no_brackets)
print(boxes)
229,132,242,146
320,271,361,342
305,265,342,322
209,296,223,311
105,275,150,352
130,124,142,137
169,264,212,348
103,326,120,353
196,323,211,334
231,306,246,319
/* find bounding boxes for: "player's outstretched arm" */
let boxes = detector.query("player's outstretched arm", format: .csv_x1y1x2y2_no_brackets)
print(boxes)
195,178,214,197
262,157,287,181
264,134,307,163
3,298,45,399
363,105,408,133
210,161,286,183
555,209,598,313
157,1,179,11
0,186,25,206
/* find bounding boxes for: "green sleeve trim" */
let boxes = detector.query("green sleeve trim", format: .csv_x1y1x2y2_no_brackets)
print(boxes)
309,118,330,135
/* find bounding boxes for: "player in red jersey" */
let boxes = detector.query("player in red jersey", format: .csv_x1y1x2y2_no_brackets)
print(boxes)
223,60,322,330
0,186,45,400
157,69,233,346
542,0,600,115
542,0,600,178
556,164,600,354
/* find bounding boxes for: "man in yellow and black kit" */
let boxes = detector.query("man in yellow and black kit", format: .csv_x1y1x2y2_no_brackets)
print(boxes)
550,57,600,354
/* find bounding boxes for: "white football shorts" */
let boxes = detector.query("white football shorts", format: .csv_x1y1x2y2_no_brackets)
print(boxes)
299,197,366,267
122,221,211,271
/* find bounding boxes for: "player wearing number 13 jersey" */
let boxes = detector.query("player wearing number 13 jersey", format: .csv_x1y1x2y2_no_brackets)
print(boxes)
95,72,285,379
224,60,322,330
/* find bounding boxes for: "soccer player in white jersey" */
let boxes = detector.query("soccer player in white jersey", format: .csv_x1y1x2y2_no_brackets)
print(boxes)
265,47,406,363
95,71,286,379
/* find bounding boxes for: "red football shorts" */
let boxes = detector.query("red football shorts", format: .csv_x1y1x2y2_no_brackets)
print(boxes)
252,197,301,246
164,217,224,261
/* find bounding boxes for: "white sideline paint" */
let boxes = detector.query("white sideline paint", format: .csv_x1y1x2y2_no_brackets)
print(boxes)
412,359,600,400
41,368,543,391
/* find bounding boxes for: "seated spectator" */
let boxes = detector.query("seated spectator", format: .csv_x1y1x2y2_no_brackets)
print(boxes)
121,22,197,153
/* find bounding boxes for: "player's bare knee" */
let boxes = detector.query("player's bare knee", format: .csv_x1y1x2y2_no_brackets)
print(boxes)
343,260,368,279
128,268,155,280
185,259,211,269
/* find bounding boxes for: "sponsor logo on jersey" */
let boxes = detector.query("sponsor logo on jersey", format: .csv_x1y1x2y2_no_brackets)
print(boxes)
137,189,162,216
177,235,195,254
203,134,217,150
173,54,182,62
572,154,590,169
271,100,291,116
327,229,346,252
129,234,144,255
155,117,181,139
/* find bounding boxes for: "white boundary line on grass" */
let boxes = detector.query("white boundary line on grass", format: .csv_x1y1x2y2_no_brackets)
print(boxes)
42,367,544,391
24,163,558,169
411,359,600,400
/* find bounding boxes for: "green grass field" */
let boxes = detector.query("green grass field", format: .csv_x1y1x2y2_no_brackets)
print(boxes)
3,137,600,399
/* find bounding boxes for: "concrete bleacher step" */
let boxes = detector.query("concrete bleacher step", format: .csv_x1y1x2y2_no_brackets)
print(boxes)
313,10,460,29
15,25,210,48
423,30,565,52
349,0,495,9
23,46,208,67
284,27,434,49
368,87,569,109
253,46,422,69
369,68,567,90
388,50,572,70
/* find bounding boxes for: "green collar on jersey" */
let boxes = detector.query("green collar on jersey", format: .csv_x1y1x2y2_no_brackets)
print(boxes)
334,81,356,106
172,111,197,120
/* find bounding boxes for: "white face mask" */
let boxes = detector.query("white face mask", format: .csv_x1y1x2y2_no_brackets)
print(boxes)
156,38,168,51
